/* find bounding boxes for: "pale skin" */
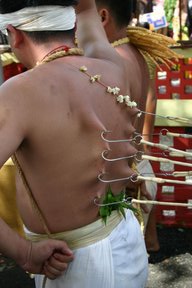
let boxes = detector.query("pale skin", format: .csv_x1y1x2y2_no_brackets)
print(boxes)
96,2,159,250
0,218,73,278
0,0,139,278
96,2,152,203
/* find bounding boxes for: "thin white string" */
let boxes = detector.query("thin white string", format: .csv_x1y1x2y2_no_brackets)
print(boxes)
132,199,192,207
140,139,192,157
138,110,192,125
94,197,192,208
142,154,192,168
137,175,192,185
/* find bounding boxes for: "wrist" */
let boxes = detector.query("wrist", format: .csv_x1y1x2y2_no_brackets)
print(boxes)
15,237,32,270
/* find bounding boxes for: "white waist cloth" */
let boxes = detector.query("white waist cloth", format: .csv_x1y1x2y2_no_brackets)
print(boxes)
24,210,124,250
25,210,148,288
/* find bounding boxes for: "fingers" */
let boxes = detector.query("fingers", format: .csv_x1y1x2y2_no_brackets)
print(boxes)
42,254,71,280
42,251,74,280
52,252,74,263
43,262,64,280
51,240,73,256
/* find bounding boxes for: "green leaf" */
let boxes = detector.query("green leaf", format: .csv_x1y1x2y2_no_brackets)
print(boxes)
99,185,138,224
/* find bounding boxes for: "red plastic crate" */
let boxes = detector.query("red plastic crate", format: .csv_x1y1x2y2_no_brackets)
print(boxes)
153,51,192,227
156,58,192,99
155,204,192,228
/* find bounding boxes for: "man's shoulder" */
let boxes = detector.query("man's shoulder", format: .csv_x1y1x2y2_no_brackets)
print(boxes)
0,70,34,105
1,71,25,91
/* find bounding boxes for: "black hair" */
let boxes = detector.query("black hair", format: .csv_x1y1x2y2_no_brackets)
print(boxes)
96,0,134,28
24,30,75,44
0,0,78,43
0,0,78,14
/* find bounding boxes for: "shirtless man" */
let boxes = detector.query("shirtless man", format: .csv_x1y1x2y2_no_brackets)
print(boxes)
0,0,148,287
95,0,160,251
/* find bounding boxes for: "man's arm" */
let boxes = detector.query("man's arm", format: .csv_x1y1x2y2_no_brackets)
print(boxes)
0,217,74,278
142,79,157,153
76,0,122,64
0,79,74,279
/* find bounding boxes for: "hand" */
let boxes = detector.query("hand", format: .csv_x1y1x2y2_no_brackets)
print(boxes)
43,250,74,280
22,239,74,279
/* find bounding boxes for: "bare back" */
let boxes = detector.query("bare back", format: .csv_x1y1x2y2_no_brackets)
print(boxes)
0,1,146,234
115,43,149,134
0,54,139,233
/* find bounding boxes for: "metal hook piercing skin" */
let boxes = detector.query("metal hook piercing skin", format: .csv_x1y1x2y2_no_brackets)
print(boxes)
101,130,142,144
98,173,136,183
93,197,132,207
101,150,143,162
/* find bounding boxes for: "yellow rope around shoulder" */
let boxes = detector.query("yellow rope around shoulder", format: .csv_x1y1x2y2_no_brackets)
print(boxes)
36,47,84,65
112,37,130,48
126,26,184,70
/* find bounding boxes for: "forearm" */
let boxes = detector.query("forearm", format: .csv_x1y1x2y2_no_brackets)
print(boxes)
0,218,29,267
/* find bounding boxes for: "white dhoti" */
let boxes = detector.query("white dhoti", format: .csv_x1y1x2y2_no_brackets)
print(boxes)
25,210,148,288
137,159,157,232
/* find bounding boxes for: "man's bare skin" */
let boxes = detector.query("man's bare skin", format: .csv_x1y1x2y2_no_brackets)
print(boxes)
114,44,149,133
0,217,73,278
0,1,150,284
0,21,139,235
94,0,159,252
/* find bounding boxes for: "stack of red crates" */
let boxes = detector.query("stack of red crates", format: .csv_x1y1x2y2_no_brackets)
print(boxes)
154,51,192,228
156,57,192,100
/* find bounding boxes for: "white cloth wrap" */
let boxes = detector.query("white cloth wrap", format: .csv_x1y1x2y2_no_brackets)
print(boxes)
25,210,148,288
0,6,76,33
137,159,157,232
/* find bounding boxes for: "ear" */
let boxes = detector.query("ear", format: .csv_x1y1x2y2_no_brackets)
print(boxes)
99,8,110,27
6,24,24,48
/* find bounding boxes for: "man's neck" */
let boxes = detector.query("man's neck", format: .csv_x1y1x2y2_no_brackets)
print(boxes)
108,26,127,43
28,39,76,69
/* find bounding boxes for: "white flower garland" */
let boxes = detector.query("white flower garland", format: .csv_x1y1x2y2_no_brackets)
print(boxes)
79,66,137,108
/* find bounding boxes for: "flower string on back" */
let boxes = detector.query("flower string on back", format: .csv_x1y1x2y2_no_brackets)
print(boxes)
79,65,137,108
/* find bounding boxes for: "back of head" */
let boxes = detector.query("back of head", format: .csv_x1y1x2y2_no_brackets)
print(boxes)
95,0,133,28
0,0,78,14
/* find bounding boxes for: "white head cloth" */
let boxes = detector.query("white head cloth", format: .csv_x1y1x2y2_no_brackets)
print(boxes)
0,6,76,33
